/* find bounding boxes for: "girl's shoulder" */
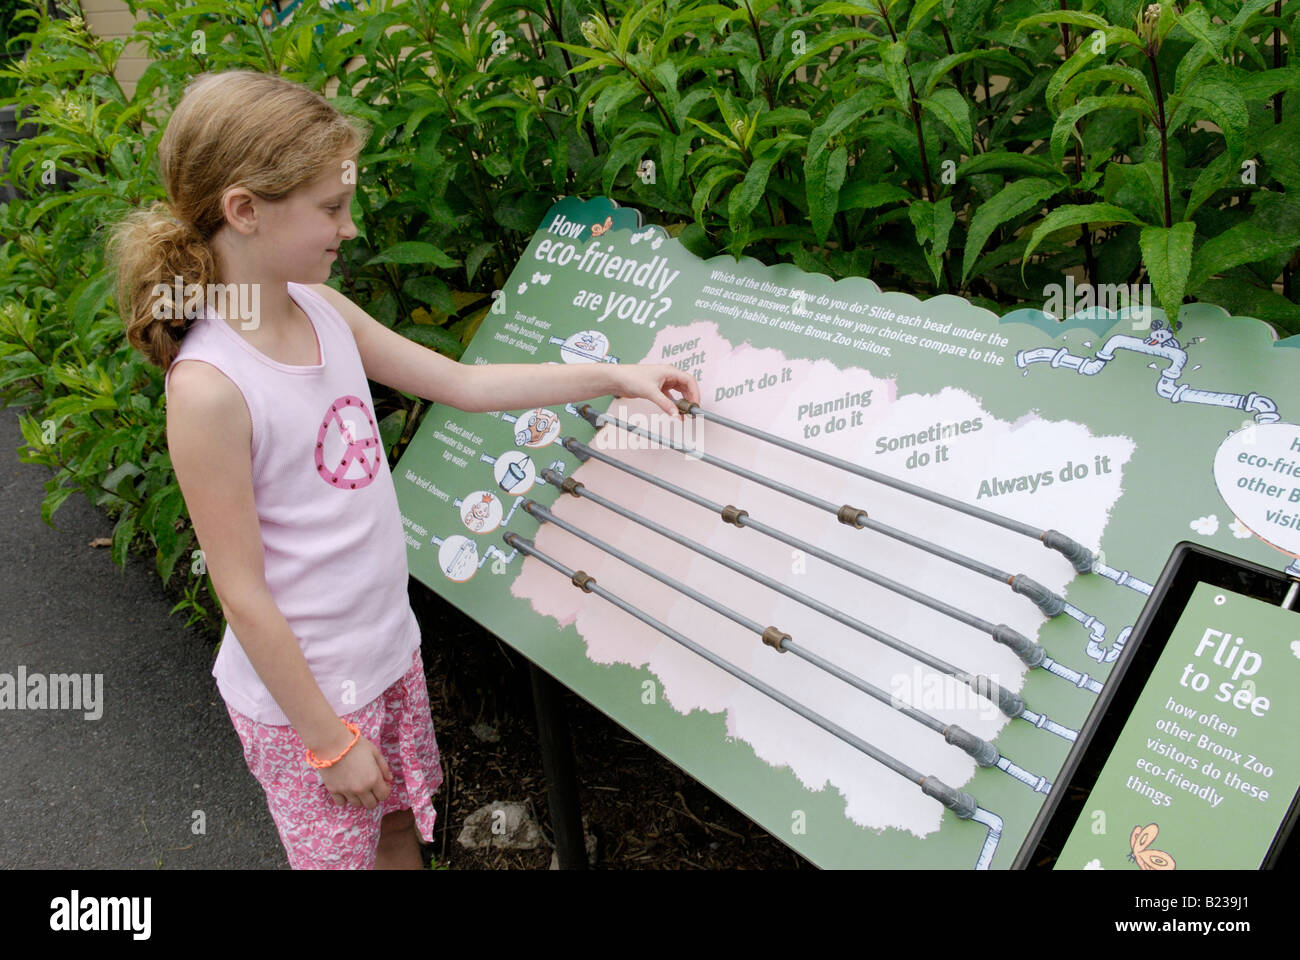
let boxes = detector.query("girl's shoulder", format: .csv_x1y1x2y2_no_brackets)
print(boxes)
296,282,363,341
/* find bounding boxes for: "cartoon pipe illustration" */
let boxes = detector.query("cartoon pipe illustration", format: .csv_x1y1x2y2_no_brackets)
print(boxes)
667,399,1100,572
506,531,1007,869
1017,706,1078,742
1040,656,1103,694
577,404,1072,620
1060,601,1126,663
430,535,517,571
564,436,1101,696
970,807,1004,870
1015,323,1281,424
523,498,1052,795
1092,560,1153,596
541,466,1078,743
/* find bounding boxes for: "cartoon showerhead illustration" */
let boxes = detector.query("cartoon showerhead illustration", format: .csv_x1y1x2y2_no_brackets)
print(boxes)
515,409,558,447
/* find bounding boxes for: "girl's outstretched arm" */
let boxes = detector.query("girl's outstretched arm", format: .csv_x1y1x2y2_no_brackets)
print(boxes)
311,284,700,416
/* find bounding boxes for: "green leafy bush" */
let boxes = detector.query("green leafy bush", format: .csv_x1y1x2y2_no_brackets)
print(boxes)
1,0,1297,636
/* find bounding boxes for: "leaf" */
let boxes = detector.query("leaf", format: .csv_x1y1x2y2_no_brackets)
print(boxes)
955,151,1064,181
730,149,784,233
1226,0,1278,53
40,485,78,527
805,146,838,245
1176,3,1226,60
1022,203,1146,274
1013,10,1110,38
464,242,496,286
909,197,955,288
111,509,136,569
1051,96,1153,166
366,242,458,269
1196,277,1300,327
838,181,912,212
905,0,947,38
692,164,741,226
778,28,877,83
1139,222,1196,323
661,130,694,194
1189,222,1300,292
396,322,464,360
807,87,887,165
962,178,1063,285
402,274,455,314
1046,33,1108,114
921,48,1032,99
1169,83,1248,160
378,409,407,454
881,40,912,109
1056,65,1156,115
922,89,973,153
1184,151,1235,221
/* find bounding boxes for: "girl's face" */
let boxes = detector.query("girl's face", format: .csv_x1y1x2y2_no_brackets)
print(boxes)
255,154,359,283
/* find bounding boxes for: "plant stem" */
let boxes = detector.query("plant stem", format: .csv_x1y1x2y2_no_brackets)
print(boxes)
1145,47,1173,228
1274,2,1284,124
878,2,953,290
1075,144,1096,285
742,0,774,108
544,0,600,158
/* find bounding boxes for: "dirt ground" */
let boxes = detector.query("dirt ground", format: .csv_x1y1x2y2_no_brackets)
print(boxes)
410,584,814,870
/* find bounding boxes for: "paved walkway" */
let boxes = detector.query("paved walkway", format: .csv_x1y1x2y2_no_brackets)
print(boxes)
0,402,284,868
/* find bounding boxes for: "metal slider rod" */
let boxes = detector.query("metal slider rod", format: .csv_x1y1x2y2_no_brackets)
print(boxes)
505,531,1006,869
666,398,1097,573
577,404,1067,617
541,467,1078,741
522,497,1050,793
561,437,1065,676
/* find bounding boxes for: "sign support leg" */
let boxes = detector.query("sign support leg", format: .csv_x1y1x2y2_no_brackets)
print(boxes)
529,662,587,869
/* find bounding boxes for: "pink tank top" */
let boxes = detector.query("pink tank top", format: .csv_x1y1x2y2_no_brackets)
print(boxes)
163,281,420,725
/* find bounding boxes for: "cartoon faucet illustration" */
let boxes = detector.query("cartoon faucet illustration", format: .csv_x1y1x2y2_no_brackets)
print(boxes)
1016,319,1281,423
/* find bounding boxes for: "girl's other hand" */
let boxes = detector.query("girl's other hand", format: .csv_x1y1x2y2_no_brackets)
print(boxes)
318,734,394,809
611,364,702,417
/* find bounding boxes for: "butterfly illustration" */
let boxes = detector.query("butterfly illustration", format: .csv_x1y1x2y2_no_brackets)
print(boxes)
589,216,613,237
1128,823,1176,870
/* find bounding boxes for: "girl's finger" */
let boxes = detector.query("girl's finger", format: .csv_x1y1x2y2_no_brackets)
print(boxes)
373,743,392,781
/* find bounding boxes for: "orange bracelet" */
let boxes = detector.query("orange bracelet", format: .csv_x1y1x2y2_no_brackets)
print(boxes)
304,720,361,769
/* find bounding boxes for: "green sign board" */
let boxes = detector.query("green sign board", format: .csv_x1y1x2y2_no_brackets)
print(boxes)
1056,581,1300,869
392,195,1300,868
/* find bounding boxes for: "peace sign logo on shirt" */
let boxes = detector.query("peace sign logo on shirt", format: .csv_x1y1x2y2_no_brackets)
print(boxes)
315,395,380,490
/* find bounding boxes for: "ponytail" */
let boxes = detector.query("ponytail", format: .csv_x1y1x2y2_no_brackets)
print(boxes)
108,200,219,372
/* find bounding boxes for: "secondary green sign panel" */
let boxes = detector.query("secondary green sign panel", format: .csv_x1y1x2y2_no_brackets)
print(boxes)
393,195,1300,868
1056,581,1300,869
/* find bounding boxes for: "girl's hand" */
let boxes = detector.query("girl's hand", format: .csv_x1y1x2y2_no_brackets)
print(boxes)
611,364,702,417
318,734,394,809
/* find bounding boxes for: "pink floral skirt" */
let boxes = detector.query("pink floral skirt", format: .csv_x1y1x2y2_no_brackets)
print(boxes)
225,647,444,869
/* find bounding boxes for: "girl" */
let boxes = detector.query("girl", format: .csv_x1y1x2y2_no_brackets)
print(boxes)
108,69,699,869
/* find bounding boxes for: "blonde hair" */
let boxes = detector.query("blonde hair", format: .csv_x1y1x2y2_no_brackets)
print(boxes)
108,70,369,371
